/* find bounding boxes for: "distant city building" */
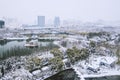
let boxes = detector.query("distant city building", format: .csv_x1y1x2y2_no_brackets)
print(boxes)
38,16,45,27
0,20,5,28
54,17,60,27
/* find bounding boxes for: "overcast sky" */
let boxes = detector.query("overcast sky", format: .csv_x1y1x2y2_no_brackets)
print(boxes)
0,0,120,24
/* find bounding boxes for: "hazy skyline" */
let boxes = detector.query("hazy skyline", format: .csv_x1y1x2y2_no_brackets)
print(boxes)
0,0,120,24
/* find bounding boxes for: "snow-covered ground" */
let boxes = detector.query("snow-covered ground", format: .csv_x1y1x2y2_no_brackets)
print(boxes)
0,26,120,80
72,53,119,79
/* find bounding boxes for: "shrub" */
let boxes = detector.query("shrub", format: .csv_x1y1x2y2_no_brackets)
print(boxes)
49,57,64,72
66,47,89,63
50,48,63,59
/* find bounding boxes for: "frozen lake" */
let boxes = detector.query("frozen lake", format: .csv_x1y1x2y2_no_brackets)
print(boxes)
0,40,57,60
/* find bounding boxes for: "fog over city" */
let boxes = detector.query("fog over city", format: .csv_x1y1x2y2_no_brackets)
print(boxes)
1,0,120,80
0,0,120,24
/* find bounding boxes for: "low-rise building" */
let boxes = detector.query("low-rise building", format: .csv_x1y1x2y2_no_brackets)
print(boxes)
100,57,117,68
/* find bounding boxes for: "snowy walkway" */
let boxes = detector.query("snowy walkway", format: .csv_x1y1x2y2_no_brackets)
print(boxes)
53,41,67,51
83,70,120,78
73,65,120,79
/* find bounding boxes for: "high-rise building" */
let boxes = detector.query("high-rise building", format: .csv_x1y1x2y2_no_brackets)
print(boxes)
54,17,60,27
38,16,45,27
0,20,5,28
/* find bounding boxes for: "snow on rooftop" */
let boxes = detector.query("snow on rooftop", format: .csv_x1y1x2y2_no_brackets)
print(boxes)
87,64,99,69
99,46,106,50
32,70,41,75
63,58,69,62
39,52,54,58
108,41,115,45
41,66,50,71
65,37,79,42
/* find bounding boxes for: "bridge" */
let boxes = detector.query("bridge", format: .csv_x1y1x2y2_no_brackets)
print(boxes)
5,37,61,41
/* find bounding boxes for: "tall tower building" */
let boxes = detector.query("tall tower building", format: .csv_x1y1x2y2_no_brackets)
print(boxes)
38,16,45,27
0,20,5,28
54,17,60,27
